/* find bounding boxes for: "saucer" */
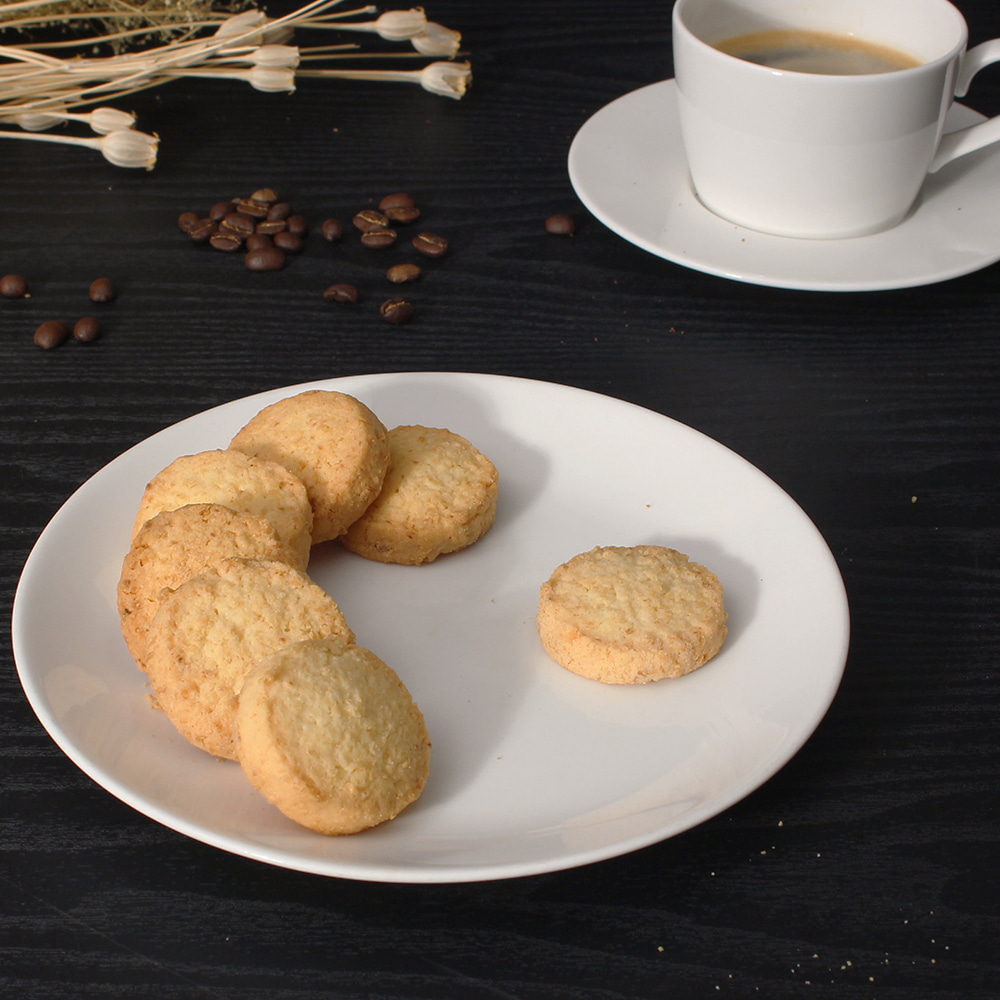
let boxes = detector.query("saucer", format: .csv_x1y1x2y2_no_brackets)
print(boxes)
568,79,1000,292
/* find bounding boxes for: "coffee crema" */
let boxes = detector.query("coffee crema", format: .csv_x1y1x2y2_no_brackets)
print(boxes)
714,29,922,75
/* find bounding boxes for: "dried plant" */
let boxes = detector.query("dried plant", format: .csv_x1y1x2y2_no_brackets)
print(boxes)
0,0,470,168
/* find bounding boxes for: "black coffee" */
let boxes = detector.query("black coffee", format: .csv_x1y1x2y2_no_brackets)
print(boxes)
715,29,921,75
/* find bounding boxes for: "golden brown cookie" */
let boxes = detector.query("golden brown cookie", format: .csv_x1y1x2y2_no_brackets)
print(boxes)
236,636,431,835
537,545,728,684
341,425,499,565
131,449,313,570
143,558,355,760
229,390,390,544
117,503,303,671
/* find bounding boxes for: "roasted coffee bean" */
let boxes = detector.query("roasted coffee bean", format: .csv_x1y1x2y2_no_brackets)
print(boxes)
33,320,70,349
379,192,416,212
245,247,286,271
267,201,292,222
89,277,118,302
412,232,448,257
321,218,344,242
250,188,280,205
210,232,244,252
73,316,101,342
255,219,287,235
353,209,389,233
187,218,217,243
323,283,360,303
234,198,270,219
273,231,303,253
386,262,422,283
545,213,576,235
245,233,273,251
380,297,413,324
385,204,421,224
1,273,28,298
177,211,199,232
361,228,398,249
209,200,234,221
286,215,307,237
220,211,256,236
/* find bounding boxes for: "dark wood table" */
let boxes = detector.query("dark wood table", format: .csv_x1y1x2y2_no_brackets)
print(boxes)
3,0,998,995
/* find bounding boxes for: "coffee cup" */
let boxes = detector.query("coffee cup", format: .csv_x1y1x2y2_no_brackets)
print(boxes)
672,0,1000,239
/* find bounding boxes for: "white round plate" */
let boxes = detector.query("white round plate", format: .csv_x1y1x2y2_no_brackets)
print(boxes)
13,373,849,883
569,79,1000,292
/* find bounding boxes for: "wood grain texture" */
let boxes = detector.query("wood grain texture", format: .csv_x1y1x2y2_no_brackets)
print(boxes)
2,0,999,996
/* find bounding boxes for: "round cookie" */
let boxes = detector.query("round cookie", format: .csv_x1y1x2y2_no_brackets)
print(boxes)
117,502,303,671
341,425,499,565
143,558,355,760
131,448,313,570
537,545,728,684
229,390,390,544
236,637,431,835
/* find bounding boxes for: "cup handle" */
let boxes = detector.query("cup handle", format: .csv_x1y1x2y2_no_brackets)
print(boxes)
930,39,1000,172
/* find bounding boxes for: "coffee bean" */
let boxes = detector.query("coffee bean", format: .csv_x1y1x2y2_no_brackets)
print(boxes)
251,188,280,205
209,200,234,221
210,232,244,252
387,263,422,283
34,320,70,349
545,213,576,235
286,215,307,237
321,218,344,242
234,198,269,219
255,219,287,235
353,209,389,233
412,232,448,257
323,283,360,303
245,247,286,271
177,211,199,232
89,277,118,302
273,231,303,253
380,297,413,324
1,273,28,298
188,218,217,243
361,228,398,249
245,233,273,251
267,201,292,222
385,205,421,224
379,192,416,212
220,211,256,236
73,316,101,342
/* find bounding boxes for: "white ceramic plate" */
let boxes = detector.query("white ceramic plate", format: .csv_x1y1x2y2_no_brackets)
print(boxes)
569,79,1000,291
13,373,849,883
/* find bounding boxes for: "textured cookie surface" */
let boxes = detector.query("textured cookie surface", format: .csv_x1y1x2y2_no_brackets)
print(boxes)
237,637,431,835
117,503,302,671
143,558,355,760
537,545,728,684
131,449,312,570
341,425,499,565
229,390,390,544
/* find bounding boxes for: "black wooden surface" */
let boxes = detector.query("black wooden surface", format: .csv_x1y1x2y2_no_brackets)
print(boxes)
2,0,999,996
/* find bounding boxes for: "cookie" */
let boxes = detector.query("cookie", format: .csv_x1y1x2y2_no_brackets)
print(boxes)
236,636,431,835
143,558,355,760
537,545,728,684
229,390,390,544
131,449,313,570
341,425,499,565
117,502,303,671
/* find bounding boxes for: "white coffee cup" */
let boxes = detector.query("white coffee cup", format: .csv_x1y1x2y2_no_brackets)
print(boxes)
672,0,1000,239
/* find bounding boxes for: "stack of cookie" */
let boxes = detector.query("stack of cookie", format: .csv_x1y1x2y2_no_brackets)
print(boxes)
116,389,499,835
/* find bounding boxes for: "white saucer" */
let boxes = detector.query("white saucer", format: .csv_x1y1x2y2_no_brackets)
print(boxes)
568,79,1000,292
